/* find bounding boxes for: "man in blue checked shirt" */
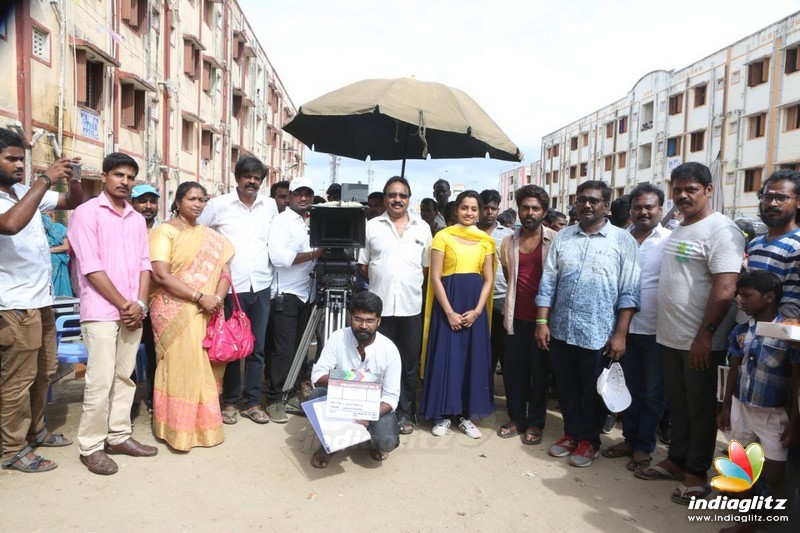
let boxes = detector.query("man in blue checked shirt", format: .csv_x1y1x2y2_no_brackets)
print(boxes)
535,180,641,468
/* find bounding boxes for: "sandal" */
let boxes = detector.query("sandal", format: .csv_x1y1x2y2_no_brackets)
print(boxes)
497,422,522,439
627,455,651,472
671,483,710,505
221,407,238,425
369,448,389,461
634,462,680,481
240,407,270,424
1,447,57,473
523,427,542,446
398,418,415,435
31,430,73,448
310,446,331,469
602,442,633,459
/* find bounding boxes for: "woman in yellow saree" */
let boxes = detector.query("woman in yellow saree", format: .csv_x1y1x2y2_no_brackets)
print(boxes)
149,182,234,451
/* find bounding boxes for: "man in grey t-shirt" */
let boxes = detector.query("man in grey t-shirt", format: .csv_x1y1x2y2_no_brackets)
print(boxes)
636,163,745,506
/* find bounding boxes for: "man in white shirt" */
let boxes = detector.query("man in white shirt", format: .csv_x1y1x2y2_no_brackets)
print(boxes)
479,189,514,375
358,176,431,434
266,178,323,423
602,184,670,471
0,128,83,473
308,291,401,468
199,156,278,425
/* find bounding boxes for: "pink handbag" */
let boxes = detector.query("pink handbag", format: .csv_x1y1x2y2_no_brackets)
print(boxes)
203,276,255,363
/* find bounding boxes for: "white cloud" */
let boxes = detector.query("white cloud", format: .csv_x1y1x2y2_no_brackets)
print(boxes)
240,0,798,197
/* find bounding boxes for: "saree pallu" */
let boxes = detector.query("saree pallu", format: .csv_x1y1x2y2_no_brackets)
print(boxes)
149,224,234,451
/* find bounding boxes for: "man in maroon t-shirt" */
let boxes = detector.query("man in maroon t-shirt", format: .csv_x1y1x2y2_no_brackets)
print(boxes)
497,185,557,445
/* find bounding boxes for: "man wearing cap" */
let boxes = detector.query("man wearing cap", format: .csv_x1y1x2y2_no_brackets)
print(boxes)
199,155,278,425
265,178,323,423
130,184,160,231
130,184,160,413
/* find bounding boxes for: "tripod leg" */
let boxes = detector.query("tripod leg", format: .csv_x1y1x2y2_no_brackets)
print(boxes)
282,304,323,401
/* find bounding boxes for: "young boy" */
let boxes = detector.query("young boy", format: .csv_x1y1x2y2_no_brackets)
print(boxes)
718,270,800,510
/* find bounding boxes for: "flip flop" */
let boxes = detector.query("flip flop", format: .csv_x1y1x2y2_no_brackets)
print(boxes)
627,457,651,472
398,418,415,435
221,408,238,425
523,427,542,446
369,448,389,461
602,442,633,459
634,463,679,481
671,483,711,505
31,432,73,448
311,447,331,469
497,422,522,439
240,407,270,424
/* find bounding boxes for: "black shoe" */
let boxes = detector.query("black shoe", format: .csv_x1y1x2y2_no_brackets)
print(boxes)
602,414,617,434
658,423,672,445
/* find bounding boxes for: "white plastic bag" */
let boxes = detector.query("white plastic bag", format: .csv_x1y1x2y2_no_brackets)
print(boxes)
596,362,632,413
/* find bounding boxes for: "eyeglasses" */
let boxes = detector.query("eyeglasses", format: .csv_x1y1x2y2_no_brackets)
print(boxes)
758,192,794,205
575,196,604,207
351,316,378,326
386,192,409,199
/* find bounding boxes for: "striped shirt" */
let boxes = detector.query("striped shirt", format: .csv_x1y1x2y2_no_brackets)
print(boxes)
747,228,800,318
728,314,800,408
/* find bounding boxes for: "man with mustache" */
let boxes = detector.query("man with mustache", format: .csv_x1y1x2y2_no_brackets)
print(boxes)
497,185,556,445
358,176,431,435
432,179,451,229
602,184,670,473
265,178,323,423
69,153,157,475
746,169,800,318
307,291,401,468
200,156,278,425
0,128,83,473
639,162,745,506
535,180,641,468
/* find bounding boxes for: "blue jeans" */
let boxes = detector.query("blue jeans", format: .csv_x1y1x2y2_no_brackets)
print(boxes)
620,334,665,454
222,287,270,410
309,387,399,453
548,338,607,450
503,319,549,430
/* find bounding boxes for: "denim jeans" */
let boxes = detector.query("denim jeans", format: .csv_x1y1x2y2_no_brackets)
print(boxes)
222,287,270,410
661,344,725,479
548,338,608,450
620,334,665,454
503,319,549,430
378,314,422,422
309,387,399,453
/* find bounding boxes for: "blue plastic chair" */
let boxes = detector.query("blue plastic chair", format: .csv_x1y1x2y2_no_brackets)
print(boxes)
47,314,88,403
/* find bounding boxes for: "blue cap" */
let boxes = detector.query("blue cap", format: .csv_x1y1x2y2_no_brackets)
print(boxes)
131,184,160,199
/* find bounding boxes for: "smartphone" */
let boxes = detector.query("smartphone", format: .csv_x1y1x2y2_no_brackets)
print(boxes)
274,293,284,312
70,162,82,181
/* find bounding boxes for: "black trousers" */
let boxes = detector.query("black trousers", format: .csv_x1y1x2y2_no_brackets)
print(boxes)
267,293,309,403
378,315,422,421
503,319,549,430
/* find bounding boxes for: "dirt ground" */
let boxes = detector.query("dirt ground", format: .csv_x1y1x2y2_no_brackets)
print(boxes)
0,370,785,533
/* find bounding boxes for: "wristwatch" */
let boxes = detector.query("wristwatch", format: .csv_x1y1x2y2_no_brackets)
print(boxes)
704,322,717,333
136,299,149,315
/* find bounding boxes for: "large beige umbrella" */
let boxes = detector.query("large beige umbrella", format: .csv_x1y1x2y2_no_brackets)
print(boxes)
283,77,523,177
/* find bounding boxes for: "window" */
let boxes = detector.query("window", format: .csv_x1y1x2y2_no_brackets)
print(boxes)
582,132,589,147
32,27,50,62
202,60,218,95
570,136,578,151
121,0,147,31
201,130,214,160
748,113,766,139
690,131,705,152
553,170,559,183
605,122,613,138
569,166,577,180
604,155,613,171
580,162,588,177
232,95,243,120
618,152,627,168
183,38,202,80
785,45,800,75
731,70,741,85
545,172,551,185
744,168,763,192
786,104,800,132
669,93,683,115
203,0,216,27
694,85,707,108
674,138,688,156
552,143,560,157
638,143,652,170
615,187,625,199
780,163,799,171
568,194,576,206
552,198,558,209
748,58,770,87
618,117,628,134
120,83,145,131
75,50,105,111
181,119,194,152
729,121,739,136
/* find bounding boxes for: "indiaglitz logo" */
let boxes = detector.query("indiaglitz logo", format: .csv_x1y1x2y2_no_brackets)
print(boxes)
710,440,764,492
675,241,694,263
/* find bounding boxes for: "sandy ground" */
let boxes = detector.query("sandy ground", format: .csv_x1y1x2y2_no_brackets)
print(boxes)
0,370,781,533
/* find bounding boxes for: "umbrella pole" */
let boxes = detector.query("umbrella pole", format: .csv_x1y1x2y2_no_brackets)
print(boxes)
401,157,406,179
400,122,409,178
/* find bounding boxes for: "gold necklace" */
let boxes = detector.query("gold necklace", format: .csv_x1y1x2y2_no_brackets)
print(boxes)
176,215,194,230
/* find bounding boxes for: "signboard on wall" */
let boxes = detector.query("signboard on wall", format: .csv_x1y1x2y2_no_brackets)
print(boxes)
80,109,100,141
667,157,682,172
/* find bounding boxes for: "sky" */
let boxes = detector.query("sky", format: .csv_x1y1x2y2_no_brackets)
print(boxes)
240,0,800,199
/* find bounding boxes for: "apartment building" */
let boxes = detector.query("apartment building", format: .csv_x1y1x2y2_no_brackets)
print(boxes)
498,164,532,211
0,0,303,211
540,12,800,219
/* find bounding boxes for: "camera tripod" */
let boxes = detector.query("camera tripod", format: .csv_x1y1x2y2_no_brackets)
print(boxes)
281,285,351,403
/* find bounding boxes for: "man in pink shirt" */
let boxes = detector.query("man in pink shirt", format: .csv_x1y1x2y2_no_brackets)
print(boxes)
68,153,157,475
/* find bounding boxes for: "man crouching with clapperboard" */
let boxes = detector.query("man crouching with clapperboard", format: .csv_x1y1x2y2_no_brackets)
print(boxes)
303,291,401,468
